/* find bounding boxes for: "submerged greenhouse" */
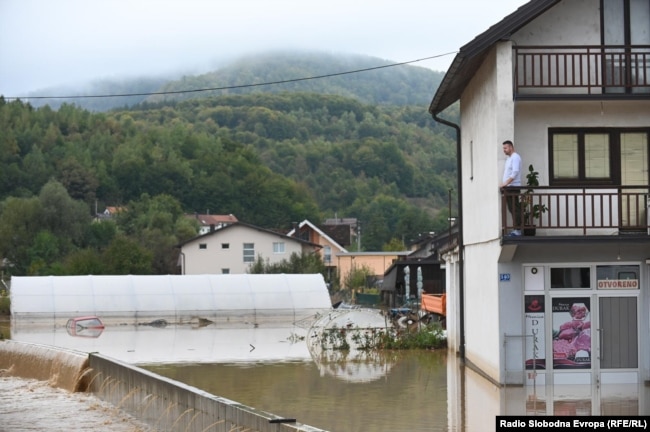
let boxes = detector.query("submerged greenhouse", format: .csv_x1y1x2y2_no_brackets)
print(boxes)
10,274,332,324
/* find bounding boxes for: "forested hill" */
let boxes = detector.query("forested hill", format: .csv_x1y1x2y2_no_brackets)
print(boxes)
146,51,444,106
23,51,445,112
0,51,459,277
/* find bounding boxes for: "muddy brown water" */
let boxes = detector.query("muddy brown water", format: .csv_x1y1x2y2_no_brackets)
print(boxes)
4,318,648,432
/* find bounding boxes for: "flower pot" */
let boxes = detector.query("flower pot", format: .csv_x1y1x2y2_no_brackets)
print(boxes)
523,226,536,236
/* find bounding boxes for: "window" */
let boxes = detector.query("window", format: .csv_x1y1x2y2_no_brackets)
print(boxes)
550,267,591,288
549,128,650,186
273,242,285,254
222,268,230,274
221,243,230,249
596,265,640,289
323,246,332,264
549,130,611,184
199,243,207,249
243,243,255,263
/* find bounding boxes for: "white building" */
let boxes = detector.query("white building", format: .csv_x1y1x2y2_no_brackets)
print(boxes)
429,0,650,391
177,221,320,275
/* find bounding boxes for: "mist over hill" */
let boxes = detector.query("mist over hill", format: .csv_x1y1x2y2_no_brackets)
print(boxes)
24,51,444,112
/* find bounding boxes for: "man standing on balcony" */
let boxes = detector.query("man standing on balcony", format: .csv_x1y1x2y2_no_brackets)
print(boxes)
501,140,522,236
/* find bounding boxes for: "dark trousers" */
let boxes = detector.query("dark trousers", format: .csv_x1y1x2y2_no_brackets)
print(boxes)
505,187,522,228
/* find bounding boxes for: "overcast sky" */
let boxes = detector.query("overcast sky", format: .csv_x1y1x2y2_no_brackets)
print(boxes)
0,0,529,97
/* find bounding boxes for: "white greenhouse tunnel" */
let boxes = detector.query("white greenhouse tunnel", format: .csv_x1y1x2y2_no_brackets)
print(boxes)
10,274,332,322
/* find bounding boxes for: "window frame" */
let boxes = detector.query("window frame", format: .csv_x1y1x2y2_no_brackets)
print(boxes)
243,243,255,263
549,128,650,187
273,242,285,254
548,128,616,186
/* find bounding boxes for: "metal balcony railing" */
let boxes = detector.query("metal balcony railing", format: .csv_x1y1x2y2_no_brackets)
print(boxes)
501,186,650,237
513,45,650,96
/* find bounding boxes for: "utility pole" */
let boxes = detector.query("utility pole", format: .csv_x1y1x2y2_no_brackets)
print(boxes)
356,220,361,251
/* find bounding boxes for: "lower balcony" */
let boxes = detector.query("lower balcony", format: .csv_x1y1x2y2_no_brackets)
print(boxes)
501,186,650,241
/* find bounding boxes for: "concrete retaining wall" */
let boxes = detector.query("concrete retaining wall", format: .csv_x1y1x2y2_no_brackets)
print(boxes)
87,354,327,432
0,340,327,432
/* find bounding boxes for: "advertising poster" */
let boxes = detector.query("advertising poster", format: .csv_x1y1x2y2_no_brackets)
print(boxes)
552,297,591,369
524,295,545,370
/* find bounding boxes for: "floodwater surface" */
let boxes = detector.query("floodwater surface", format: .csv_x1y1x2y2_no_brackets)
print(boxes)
145,350,449,432
6,318,650,432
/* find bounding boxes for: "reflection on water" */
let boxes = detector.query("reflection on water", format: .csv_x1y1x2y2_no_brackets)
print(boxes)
146,351,449,432
8,320,649,432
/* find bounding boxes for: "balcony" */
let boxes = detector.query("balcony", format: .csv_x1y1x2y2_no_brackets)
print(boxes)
501,186,650,241
513,45,650,98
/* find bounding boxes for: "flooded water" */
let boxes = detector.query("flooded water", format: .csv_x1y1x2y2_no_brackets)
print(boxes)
5,317,649,432
0,376,158,432
145,351,449,432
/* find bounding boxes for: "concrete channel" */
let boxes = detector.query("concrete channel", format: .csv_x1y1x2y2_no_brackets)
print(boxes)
0,340,328,432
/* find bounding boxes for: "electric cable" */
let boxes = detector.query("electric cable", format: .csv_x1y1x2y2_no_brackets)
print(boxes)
3,52,456,100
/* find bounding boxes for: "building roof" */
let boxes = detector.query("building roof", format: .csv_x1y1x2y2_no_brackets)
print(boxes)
335,251,411,257
428,0,560,115
286,220,349,253
187,213,238,226
176,220,321,248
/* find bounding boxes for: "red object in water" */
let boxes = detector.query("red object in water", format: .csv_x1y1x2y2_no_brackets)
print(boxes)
65,316,105,338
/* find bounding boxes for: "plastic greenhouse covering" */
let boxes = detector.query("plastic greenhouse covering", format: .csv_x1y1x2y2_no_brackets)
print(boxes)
10,274,332,322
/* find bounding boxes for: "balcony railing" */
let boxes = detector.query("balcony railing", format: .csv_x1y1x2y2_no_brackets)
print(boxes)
513,45,650,96
501,186,650,237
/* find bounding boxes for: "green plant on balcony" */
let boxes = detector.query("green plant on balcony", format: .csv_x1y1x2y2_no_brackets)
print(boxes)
522,164,548,235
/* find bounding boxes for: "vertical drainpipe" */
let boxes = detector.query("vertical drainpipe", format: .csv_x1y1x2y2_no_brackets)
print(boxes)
432,113,465,359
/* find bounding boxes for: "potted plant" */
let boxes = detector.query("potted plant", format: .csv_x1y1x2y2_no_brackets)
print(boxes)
522,164,548,236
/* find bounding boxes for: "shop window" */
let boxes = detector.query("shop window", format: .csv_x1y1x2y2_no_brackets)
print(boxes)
550,267,590,288
596,265,640,289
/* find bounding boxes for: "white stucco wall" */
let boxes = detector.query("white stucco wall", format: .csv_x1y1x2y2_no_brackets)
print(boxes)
511,0,601,46
513,99,650,194
182,225,305,274
457,42,516,382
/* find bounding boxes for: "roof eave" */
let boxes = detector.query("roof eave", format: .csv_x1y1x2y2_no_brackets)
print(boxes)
428,0,561,116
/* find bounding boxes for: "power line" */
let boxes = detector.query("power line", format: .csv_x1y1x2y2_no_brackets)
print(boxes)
5,52,455,100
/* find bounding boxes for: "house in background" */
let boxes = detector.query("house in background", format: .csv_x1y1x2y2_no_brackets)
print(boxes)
176,221,320,275
429,0,650,401
187,213,238,235
287,219,349,286
335,251,410,291
322,217,359,249
94,205,126,221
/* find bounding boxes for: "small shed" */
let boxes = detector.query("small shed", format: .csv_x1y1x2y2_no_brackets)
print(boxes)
381,258,445,307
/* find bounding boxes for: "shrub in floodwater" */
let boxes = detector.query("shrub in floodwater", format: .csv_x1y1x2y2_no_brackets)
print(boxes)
376,323,446,350
316,322,446,352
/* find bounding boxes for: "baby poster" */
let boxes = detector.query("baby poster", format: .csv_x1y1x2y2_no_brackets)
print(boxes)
525,295,545,370
552,297,591,369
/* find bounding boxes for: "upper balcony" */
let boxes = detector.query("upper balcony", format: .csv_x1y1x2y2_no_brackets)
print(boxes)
501,186,650,243
514,45,650,99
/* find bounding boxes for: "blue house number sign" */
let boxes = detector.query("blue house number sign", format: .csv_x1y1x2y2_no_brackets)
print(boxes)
500,273,511,281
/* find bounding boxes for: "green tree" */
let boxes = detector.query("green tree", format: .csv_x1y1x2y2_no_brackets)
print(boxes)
0,196,43,275
39,180,90,247
103,235,153,274
248,252,326,275
343,264,374,291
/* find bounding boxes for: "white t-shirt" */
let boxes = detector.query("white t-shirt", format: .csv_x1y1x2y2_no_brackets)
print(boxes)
503,152,522,186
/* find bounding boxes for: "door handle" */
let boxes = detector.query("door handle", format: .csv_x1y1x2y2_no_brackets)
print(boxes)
597,328,603,361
